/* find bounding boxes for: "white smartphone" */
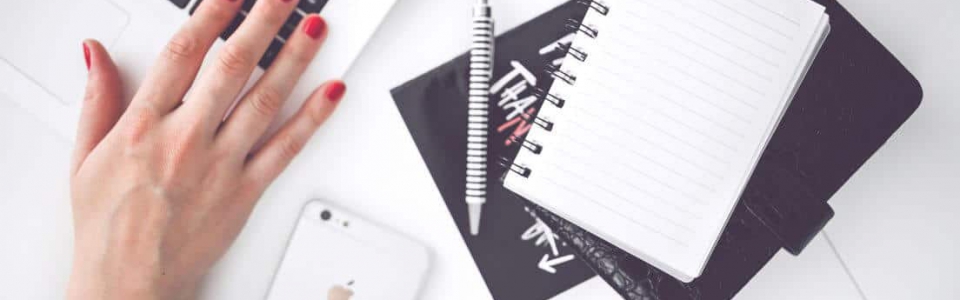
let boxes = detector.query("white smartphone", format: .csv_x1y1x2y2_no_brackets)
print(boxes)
266,200,431,300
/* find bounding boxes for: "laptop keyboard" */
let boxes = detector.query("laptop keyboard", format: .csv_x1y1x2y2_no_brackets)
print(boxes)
167,0,330,68
169,0,190,9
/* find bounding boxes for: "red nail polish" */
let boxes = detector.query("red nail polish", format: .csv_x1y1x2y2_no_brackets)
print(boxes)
325,82,346,102
82,43,91,70
303,16,326,39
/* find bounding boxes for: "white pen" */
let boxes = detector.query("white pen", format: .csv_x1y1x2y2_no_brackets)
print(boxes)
466,0,494,236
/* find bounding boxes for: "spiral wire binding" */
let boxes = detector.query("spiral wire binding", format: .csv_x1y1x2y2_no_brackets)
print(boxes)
532,87,566,108
521,111,554,132
500,3,609,181
556,43,588,62
498,156,532,178
508,135,544,154
576,0,610,15
565,18,599,39
545,64,577,85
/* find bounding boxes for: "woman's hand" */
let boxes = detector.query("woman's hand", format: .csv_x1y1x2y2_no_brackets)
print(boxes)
67,0,345,299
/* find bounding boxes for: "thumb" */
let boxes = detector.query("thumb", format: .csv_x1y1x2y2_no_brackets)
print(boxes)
72,39,124,176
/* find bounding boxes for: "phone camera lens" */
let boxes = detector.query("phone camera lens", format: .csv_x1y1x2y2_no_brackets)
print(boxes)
320,210,332,221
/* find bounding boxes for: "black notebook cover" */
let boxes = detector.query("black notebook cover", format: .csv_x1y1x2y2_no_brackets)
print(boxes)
392,3,597,300
391,0,921,299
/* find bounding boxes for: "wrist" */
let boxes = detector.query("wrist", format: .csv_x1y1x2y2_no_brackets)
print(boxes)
67,255,175,300
66,272,164,300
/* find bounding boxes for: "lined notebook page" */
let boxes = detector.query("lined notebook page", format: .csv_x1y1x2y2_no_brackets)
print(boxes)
504,0,827,282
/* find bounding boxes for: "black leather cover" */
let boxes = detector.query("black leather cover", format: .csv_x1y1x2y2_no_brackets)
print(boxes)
391,0,922,299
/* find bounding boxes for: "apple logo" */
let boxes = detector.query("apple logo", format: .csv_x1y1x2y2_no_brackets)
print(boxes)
327,281,355,300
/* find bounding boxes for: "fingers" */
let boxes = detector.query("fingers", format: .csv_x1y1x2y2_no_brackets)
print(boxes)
243,81,346,185
217,15,328,152
180,0,298,130
132,0,240,115
73,40,124,175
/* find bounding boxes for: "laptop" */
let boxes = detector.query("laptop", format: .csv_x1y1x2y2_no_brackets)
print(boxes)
0,0,396,139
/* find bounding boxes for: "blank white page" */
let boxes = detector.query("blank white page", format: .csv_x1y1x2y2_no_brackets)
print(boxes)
504,0,827,282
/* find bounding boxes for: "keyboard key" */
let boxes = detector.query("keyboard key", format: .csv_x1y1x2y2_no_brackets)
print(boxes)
189,0,202,15
185,0,302,70
169,0,190,9
242,0,256,12
221,14,246,40
286,10,304,28
259,39,284,69
297,0,328,14
279,12,304,40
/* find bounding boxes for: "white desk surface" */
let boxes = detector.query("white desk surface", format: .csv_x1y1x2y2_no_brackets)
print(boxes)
0,0,956,299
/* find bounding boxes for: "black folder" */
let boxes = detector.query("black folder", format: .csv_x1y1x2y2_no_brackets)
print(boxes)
530,0,922,299
391,0,922,298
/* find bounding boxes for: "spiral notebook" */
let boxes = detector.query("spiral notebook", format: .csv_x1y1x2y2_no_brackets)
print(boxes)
503,0,831,282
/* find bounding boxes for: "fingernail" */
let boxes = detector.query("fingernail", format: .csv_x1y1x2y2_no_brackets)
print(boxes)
303,16,326,39
325,81,346,102
82,42,91,71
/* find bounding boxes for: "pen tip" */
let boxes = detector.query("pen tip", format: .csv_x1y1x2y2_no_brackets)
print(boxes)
468,203,483,236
